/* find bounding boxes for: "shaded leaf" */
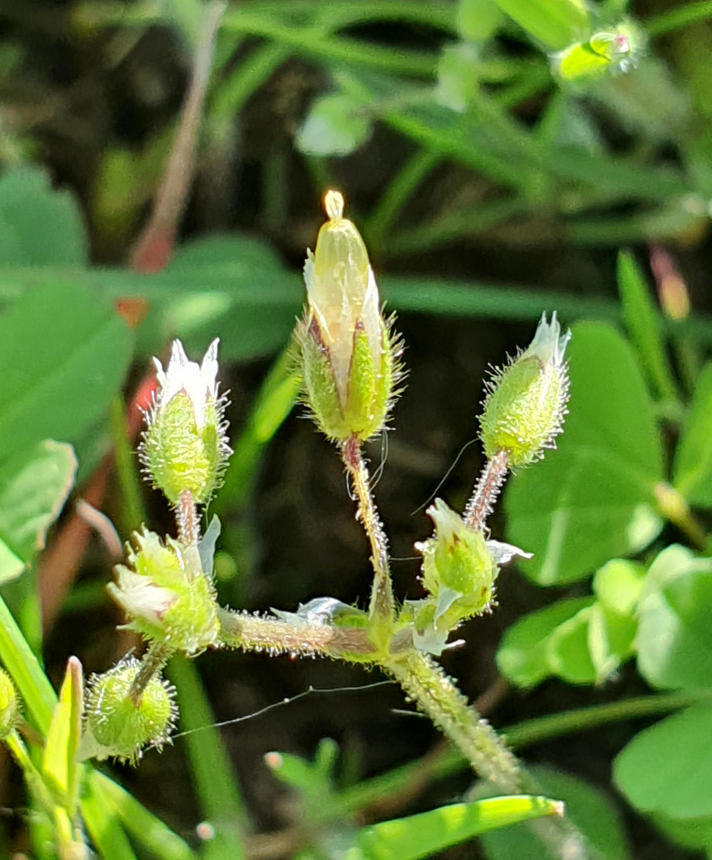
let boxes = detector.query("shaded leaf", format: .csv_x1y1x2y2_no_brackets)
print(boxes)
0,441,76,584
480,766,631,860
0,282,132,460
614,703,712,820
636,545,712,690
296,93,372,156
505,322,664,585
497,596,593,687
672,361,712,507
0,167,88,266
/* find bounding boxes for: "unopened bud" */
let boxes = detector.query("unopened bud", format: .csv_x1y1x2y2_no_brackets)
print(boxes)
410,499,530,654
108,528,220,655
82,660,176,764
554,22,641,81
297,190,400,442
480,313,570,467
140,339,231,505
0,668,18,739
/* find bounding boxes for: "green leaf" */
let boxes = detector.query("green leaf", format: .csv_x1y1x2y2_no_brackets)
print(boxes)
480,766,631,860
457,0,504,41
617,251,677,401
0,167,88,266
0,440,76,584
614,703,712,820
0,282,132,460
505,322,664,585
592,559,645,615
546,604,597,684
586,602,636,682
436,43,480,112
42,657,83,813
672,361,712,507
149,235,300,361
347,795,562,860
636,545,712,690
497,596,593,687
492,0,590,50
296,92,372,156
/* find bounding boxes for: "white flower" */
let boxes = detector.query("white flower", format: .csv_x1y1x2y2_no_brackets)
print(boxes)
523,312,571,368
153,338,220,429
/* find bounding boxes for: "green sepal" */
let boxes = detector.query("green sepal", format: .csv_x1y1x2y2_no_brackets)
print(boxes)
298,319,349,440
81,661,177,765
144,391,223,505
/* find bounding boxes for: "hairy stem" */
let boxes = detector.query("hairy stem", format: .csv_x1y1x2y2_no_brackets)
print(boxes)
464,450,509,532
218,607,378,663
129,641,172,705
341,436,395,637
384,650,521,790
177,489,200,547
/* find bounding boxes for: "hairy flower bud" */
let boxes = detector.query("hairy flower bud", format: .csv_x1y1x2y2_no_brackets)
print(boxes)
82,660,176,764
479,312,570,467
108,528,220,655
554,22,641,81
297,190,400,442
0,668,18,739
140,339,231,505
409,499,530,654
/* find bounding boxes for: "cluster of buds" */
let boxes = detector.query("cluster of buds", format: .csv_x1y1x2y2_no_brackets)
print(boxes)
296,190,400,443
81,660,177,764
479,313,570,468
408,500,530,654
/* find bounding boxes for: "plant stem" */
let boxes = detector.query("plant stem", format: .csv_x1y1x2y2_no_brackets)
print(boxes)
109,395,145,533
341,436,394,639
464,451,509,532
217,607,378,663
129,641,173,705
384,650,521,791
177,489,201,547
653,482,708,550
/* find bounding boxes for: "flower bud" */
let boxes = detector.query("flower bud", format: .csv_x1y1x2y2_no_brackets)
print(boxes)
0,668,19,739
108,528,220,655
140,338,231,505
297,190,400,442
409,499,530,654
479,312,570,467
82,660,176,764
554,22,641,81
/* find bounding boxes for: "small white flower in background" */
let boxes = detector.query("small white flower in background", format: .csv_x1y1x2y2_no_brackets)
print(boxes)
153,339,220,429
140,339,231,506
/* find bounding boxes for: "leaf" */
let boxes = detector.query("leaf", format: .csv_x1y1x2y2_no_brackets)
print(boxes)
149,235,301,361
592,559,645,615
636,545,712,690
496,597,593,687
546,605,597,684
586,602,636,682
0,167,88,265
614,703,712,821
505,322,664,585
480,766,631,860
347,795,562,860
457,0,504,41
296,93,372,156
436,43,480,112
0,282,132,460
672,361,712,507
617,251,677,400
42,657,83,813
0,441,76,584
